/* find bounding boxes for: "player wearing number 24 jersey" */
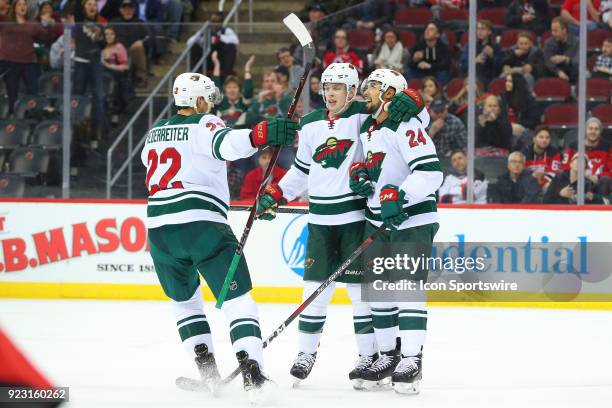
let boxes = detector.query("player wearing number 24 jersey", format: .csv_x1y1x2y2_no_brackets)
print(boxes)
141,72,298,399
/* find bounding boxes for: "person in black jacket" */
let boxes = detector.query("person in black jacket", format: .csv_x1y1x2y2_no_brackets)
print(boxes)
490,151,541,203
500,32,546,90
460,20,502,87
501,73,540,149
543,152,605,204
405,21,451,85
73,0,107,142
476,94,513,154
505,0,551,36
111,0,150,87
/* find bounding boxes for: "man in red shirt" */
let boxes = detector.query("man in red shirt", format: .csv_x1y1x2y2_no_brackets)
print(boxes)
240,149,288,200
322,29,364,77
561,0,601,33
562,117,612,195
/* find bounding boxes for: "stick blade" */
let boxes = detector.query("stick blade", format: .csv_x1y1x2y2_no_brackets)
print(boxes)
283,13,313,47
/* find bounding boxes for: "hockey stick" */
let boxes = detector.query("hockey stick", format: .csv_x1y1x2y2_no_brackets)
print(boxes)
230,205,309,214
215,223,386,387
215,14,316,309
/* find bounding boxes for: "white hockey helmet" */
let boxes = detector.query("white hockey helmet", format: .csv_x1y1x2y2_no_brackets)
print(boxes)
319,62,360,102
360,69,407,96
173,72,222,111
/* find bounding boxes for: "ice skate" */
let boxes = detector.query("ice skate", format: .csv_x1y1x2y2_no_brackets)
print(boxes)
290,352,317,386
348,354,377,390
392,353,422,395
237,350,276,405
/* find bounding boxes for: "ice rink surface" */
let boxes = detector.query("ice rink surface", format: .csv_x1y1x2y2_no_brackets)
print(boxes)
1,299,611,408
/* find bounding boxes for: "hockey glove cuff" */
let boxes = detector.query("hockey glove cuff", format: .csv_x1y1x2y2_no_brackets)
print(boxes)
388,88,424,123
379,184,408,230
251,118,300,147
349,162,373,198
256,183,287,221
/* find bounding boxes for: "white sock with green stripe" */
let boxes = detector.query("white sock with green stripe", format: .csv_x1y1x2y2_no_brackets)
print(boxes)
171,285,213,358
298,281,336,354
222,293,264,366
371,302,400,353
346,283,376,356
397,302,427,356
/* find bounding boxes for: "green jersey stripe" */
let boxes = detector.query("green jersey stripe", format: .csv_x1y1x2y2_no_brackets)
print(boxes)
293,161,310,175
309,198,366,215
176,314,207,326
408,154,438,169
398,309,428,315
212,128,231,160
149,191,229,211
309,192,359,201
413,161,442,172
148,197,227,218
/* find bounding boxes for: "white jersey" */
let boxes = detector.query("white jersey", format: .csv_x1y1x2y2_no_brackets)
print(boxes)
141,113,256,228
359,108,443,230
278,101,370,225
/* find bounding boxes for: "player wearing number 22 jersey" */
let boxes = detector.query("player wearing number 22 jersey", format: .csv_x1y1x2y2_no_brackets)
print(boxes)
141,72,298,400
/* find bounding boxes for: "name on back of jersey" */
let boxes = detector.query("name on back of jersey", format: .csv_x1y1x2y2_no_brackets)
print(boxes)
146,127,190,144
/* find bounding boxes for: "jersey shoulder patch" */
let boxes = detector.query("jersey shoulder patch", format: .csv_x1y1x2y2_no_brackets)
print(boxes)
300,109,326,127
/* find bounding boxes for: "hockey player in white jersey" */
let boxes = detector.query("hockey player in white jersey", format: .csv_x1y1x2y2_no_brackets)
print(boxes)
141,72,298,402
351,69,442,394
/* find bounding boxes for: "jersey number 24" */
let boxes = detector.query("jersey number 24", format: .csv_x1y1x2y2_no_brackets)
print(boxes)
145,147,184,195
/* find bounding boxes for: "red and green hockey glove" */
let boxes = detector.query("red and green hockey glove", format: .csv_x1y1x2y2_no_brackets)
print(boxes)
251,118,300,147
388,88,424,123
349,162,373,198
256,183,287,221
379,184,408,230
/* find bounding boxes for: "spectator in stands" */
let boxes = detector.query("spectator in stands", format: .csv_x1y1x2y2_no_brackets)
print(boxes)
36,1,62,40
543,18,578,83
602,0,612,29
246,71,291,125
112,0,150,88
145,0,182,41
563,117,612,196
490,151,541,203
277,47,304,91
500,31,546,90
560,0,601,34
505,0,551,36
211,52,254,129
460,20,502,87
427,98,467,157
49,6,74,70
0,0,9,17
199,11,239,80
0,0,55,116
429,0,467,21
406,21,451,85
309,73,325,110
439,149,489,204
240,149,287,200
476,94,513,156
420,76,443,106
302,3,332,61
73,0,107,141
544,152,606,204
102,26,134,125
348,0,391,29
448,78,486,124
227,161,244,200
323,28,365,76
374,28,403,71
522,125,562,191
592,37,612,79
501,73,539,148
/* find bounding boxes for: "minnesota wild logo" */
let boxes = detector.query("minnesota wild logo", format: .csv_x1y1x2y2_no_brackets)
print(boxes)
312,137,354,169
366,151,386,182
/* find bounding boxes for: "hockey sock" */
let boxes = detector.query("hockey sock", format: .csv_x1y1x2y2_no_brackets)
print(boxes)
371,302,400,353
171,285,214,359
297,281,336,354
398,302,427,357
222,293,264,366
346,283,376,356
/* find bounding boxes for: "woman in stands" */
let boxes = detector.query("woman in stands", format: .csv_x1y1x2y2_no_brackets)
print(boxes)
102,26,134,126
501,73,539,150
419,76,443,106
0,0,55,117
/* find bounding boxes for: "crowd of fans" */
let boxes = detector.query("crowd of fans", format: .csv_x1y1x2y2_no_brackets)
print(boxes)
0,0,611,205
222,0,611,205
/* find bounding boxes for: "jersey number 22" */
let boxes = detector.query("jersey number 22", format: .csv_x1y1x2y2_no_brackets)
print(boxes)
145,147,184,195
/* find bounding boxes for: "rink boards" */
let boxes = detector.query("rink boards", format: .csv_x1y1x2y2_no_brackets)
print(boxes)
0,199,611,309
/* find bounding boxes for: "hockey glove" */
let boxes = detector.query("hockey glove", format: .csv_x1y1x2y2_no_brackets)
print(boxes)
388,88,424,123
251,118,300,147
349,162,373,198
256,183,287,221
379,184,408,230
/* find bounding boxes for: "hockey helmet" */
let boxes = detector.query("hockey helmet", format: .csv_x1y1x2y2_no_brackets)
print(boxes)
173,73,222,110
